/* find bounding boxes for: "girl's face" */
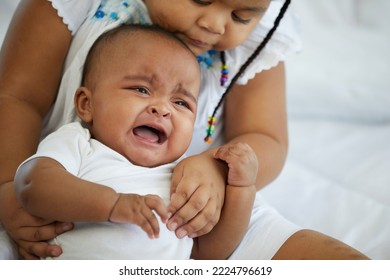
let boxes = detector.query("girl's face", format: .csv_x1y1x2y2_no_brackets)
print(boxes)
76,33,200,167
144,0,271,55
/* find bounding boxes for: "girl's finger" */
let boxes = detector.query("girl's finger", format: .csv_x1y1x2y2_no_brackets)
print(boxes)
178,197,219,238
168,174,200,216
15,221,73,243
167,185,210,233
18,240,63,259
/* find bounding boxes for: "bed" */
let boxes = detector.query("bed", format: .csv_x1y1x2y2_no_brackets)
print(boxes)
261,0,390,259
1,0,389,259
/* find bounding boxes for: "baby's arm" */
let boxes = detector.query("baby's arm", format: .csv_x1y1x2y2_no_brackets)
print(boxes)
14,157,167,238
224,63,288,190
191,143,258,260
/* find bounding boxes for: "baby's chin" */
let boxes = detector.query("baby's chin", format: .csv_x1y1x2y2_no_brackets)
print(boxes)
127,154,177,168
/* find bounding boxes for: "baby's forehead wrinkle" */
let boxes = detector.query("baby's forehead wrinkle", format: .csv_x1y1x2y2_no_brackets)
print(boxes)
122,73,157,86
173,83,198,103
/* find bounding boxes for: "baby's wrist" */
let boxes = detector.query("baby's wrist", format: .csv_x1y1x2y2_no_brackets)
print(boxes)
108,193,121,222
225,184,256,209
226,184,256,195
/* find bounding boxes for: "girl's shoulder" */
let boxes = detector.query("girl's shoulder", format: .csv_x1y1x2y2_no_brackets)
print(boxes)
49,0,99,35
49,0,149,35
227,1,302,85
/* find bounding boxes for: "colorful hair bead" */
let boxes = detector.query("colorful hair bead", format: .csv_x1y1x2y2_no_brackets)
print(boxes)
220,64,229,86
219,51,228,86
204,116,216,144
196,50,229,86
203,0,292,144
197,51,228,143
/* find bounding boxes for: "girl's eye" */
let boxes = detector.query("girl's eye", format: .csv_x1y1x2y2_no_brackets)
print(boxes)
232,13,252,25
192,0,211,6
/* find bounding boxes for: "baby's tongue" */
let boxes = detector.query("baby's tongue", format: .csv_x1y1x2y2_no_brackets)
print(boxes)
133,126,159,143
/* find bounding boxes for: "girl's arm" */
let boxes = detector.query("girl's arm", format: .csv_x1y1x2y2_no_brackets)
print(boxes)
224,62,288,190
167,63,287,238
192,185,256,260
191,143,257,260
14,157,119,222
0,0,73,258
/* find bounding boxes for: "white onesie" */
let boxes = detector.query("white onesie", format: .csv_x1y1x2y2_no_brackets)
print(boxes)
23,122,193,260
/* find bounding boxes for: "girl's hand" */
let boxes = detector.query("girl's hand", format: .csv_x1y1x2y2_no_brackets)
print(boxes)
213,142,258,187
0,182,73,259
108,193,168,239
167,153,227,239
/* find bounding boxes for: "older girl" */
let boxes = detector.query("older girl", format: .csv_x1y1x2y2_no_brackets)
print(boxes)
0,0,367,259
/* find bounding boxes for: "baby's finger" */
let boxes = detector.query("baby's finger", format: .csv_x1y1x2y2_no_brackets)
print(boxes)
213,145,241,165
214,143,249,162
138,208,160,239
213,145,229,161
145,195,168,223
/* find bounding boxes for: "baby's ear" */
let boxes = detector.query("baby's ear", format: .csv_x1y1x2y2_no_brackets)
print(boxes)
74,87,93,123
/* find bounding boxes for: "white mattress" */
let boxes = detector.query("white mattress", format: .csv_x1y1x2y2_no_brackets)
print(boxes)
261,0,390,259
262,119,390,259
1,0,390,259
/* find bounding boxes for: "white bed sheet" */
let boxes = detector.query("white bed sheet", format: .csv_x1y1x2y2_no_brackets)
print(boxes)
262,120,390,259
261,0,390,259
1,0,390,259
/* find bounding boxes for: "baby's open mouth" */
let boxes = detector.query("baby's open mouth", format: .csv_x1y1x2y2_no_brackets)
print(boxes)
133,125,167,144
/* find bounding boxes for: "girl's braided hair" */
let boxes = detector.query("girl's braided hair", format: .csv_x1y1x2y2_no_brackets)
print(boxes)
204,0,291,143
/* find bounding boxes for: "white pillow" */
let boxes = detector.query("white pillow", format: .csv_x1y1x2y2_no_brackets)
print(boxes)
0,1,19,45
286,0,390,122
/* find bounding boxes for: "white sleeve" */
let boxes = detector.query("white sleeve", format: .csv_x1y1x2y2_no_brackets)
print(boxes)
48,0,98,35
22,122,92,176
228,0,303,85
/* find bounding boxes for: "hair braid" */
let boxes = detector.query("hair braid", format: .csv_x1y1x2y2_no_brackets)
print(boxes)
204,0,292,143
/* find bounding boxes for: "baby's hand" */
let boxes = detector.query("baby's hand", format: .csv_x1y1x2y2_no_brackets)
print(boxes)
213,142,258,187
108,193,168,239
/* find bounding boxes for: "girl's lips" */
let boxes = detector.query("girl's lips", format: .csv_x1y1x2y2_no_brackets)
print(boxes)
186,37,210,49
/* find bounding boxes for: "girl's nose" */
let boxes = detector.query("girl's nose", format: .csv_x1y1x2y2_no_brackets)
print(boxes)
198,13,225,35
148,104,171,118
